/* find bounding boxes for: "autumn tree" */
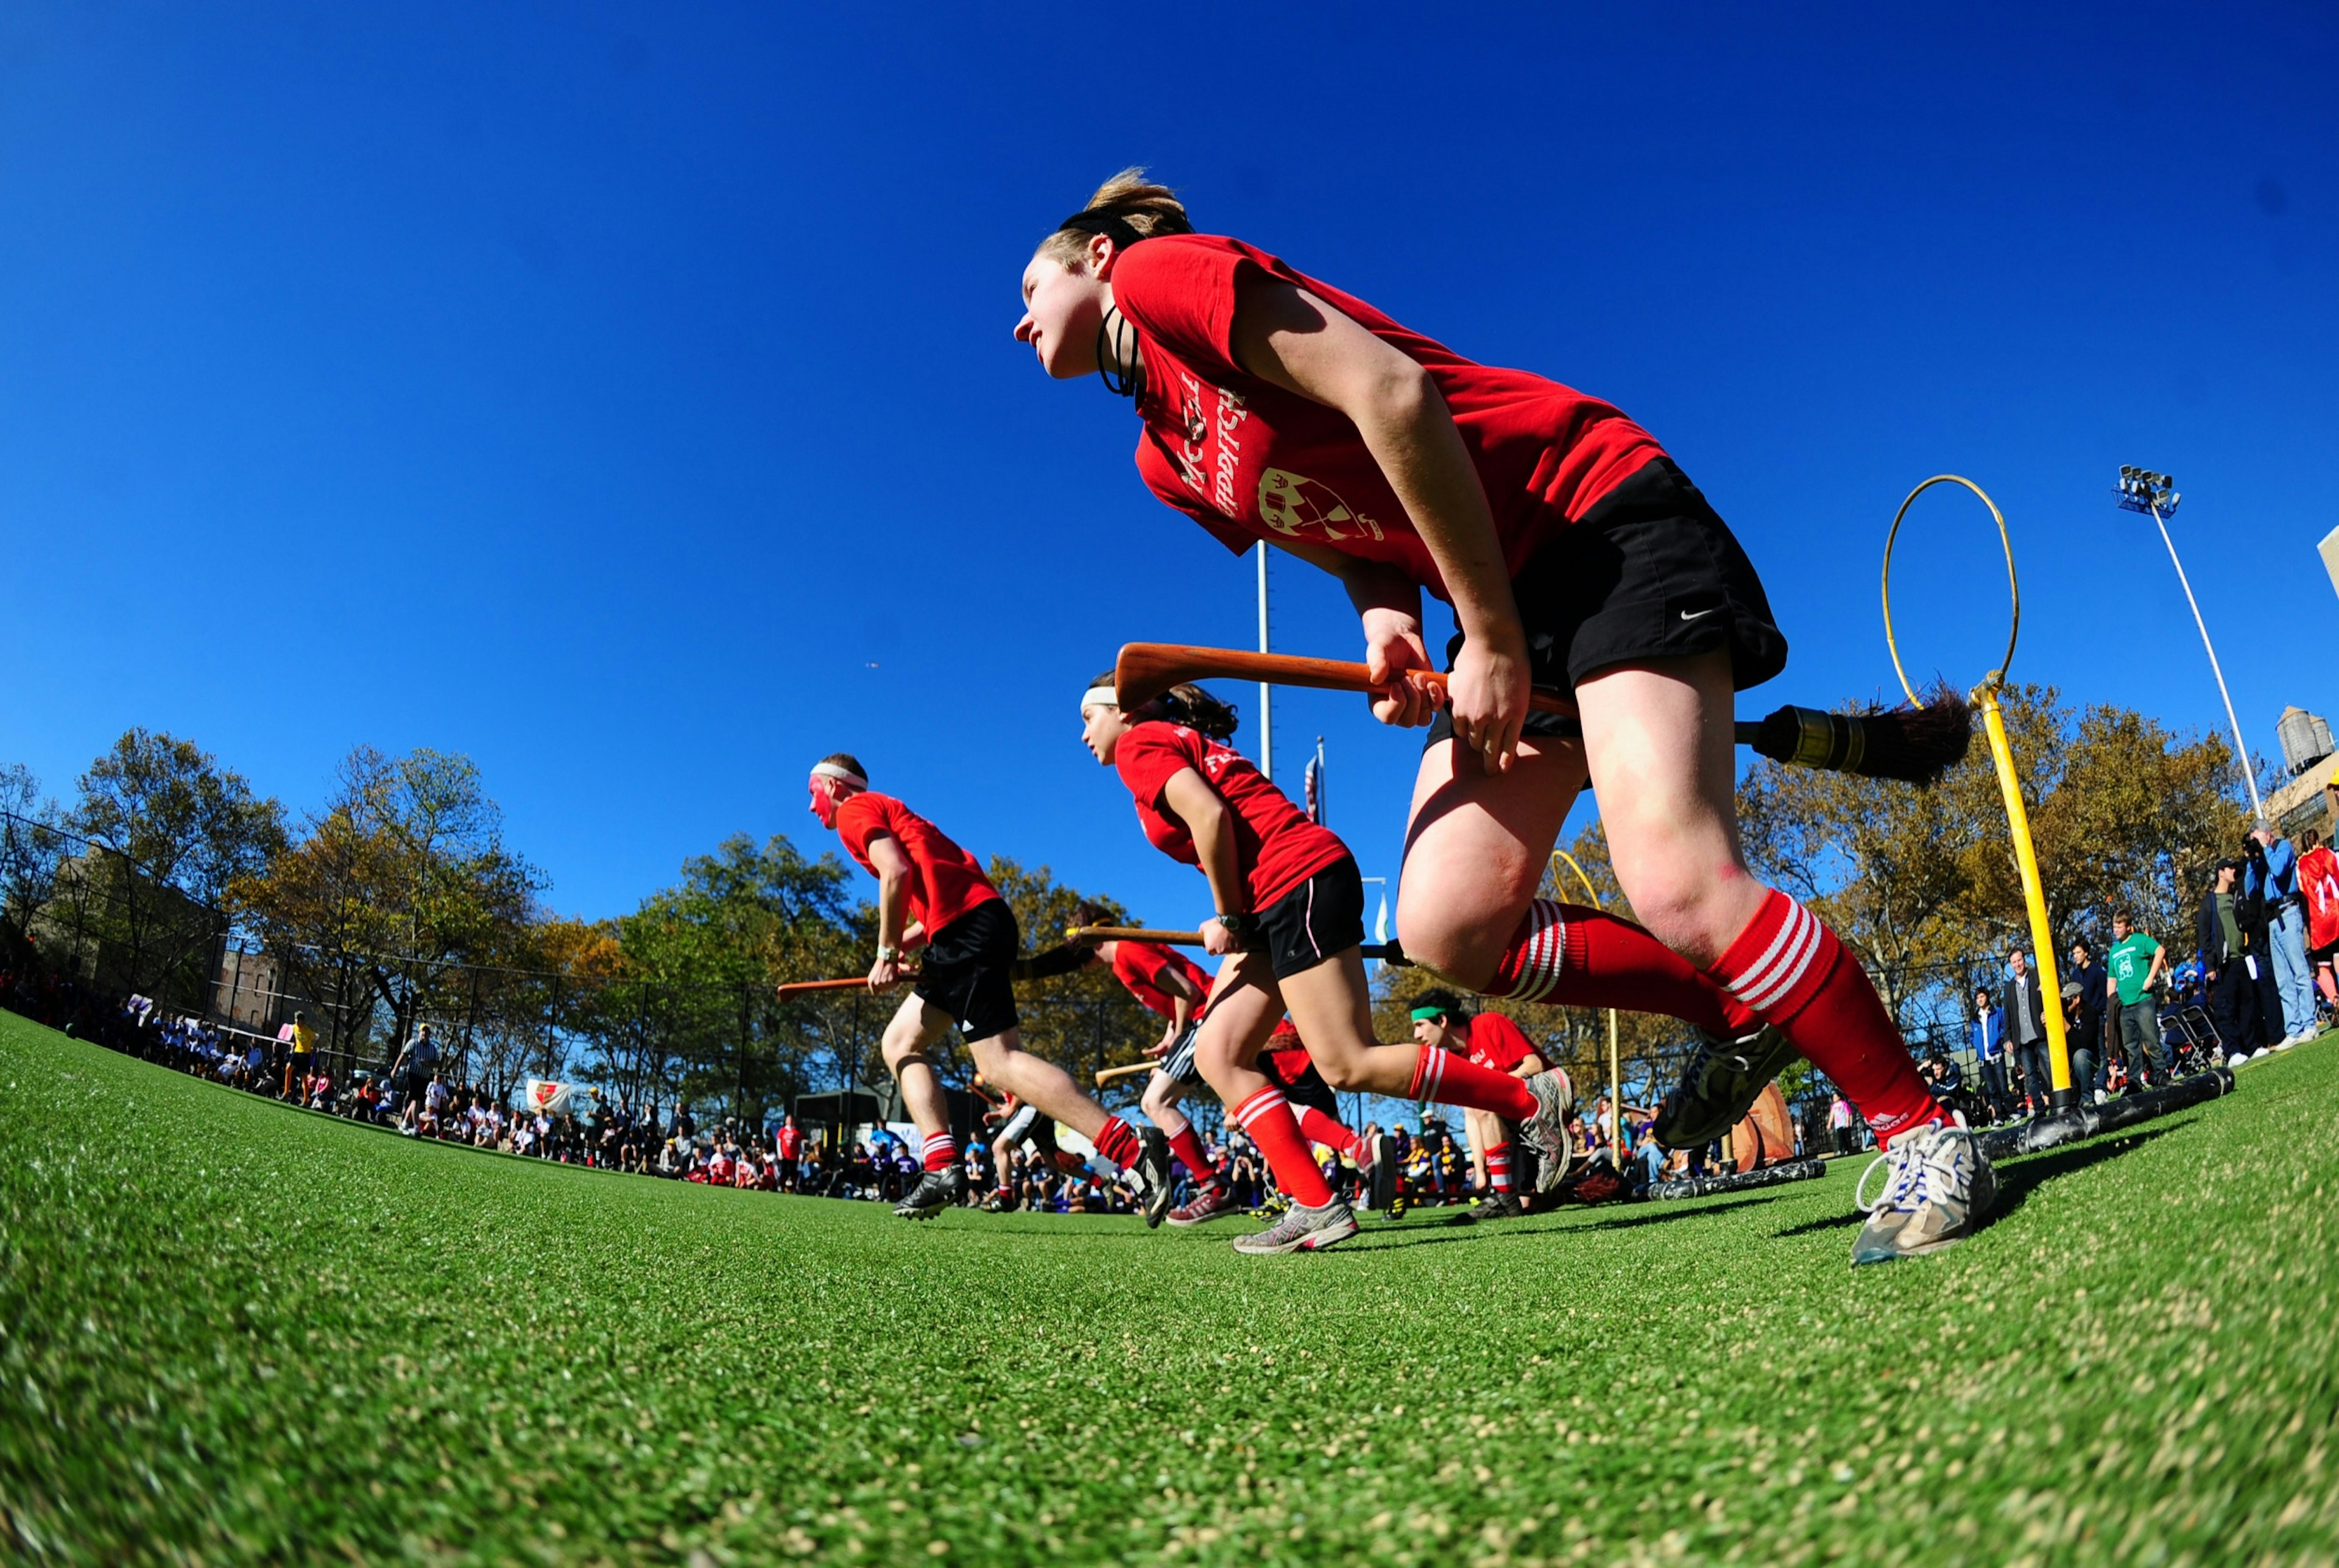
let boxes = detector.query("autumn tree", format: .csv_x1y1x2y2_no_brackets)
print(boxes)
0,733,286,1000
980,856,1162,1085
0,765,66,947
70,729,288,906
233,746,540,1058
1737,683,2250,1046
609,833,861,1121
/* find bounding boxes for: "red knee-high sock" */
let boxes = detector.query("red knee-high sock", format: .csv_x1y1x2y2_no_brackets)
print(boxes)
1705,889,1944,1140
921,1132,957,1172
1486,1141,1515,1194
1230,1087,1335,1207
1408,1045,1537,1121
1295,1107,1365,1164
1488,899,1760,1036
1167,1125,1218,1180
1092,1115,1143,1169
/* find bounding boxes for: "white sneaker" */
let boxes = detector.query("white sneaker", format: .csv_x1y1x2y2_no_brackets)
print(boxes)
2251,1048,2273,1061
1850,1123,1997,1265
1232,1198,1360,1255
2094,1089,2108,1105
2228,1053,2250,1068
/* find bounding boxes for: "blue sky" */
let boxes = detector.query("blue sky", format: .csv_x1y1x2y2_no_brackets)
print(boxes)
2,2,2334,933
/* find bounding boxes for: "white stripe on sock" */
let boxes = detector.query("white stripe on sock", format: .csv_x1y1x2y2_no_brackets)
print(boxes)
1735,905,1823,1013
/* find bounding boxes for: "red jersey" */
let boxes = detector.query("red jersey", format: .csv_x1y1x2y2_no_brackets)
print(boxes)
1110,940,1214,1020
1461,1011,1537,1074
1113,722,1348,909
1110,234,1668,602
1263,1043,1315,1087
775,1125,804,1161
831,792,1000,936
2304,844,2339,952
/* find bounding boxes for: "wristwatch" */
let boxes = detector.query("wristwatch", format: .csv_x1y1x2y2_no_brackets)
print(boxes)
876,945,901,963
1215,911,1261,945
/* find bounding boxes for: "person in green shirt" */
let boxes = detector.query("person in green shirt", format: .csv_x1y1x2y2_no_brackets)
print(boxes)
2106,911,2167,1090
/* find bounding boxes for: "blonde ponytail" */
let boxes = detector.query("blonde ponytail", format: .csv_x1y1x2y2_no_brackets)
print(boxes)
1037,168,1193,269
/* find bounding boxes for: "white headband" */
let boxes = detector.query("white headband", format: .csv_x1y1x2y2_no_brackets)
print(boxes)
1080,685,1121,710
810,761,867,787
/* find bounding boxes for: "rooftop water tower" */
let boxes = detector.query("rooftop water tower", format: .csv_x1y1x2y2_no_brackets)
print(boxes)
2277,707,2334,779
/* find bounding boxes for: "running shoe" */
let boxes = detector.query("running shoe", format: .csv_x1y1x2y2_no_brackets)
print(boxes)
1651,1023,1799,1151
892,1167,965,1220
1520,1067,1577,1193
1135,1128,1176,1229
1165,1180,1242,1227
1850,1121,1996,1265
1232,1197,1360,1254
982,1188,1017,1213
1446,1190,1523,1226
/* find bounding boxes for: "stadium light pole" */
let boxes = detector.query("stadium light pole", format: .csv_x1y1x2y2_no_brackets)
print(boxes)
2117,467,2263,822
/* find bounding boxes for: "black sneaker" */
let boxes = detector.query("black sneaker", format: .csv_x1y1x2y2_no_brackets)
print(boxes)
1653,1024,1799,1151
1134,1128,1176,1229
893,1167,965,1220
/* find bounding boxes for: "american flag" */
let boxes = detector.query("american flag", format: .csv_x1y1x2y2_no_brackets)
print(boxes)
1304,738,1326,825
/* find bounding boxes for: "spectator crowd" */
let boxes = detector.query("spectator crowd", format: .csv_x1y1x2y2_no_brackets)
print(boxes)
8,824,2326,1223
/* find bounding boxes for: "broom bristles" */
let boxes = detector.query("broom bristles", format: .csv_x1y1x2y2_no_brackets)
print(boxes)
1749,693,1972,783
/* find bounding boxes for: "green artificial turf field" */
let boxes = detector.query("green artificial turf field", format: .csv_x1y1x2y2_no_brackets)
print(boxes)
2,1012,2335,1566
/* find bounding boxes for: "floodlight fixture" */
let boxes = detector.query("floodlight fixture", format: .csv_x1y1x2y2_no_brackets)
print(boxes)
2115,467,2179,516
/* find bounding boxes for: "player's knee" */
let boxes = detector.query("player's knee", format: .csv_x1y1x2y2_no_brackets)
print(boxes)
1394,895,1512,987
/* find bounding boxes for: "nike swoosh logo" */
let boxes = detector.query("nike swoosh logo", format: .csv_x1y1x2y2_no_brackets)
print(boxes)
1679,607,1722,621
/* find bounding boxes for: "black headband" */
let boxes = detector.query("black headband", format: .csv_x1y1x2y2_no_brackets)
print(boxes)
1056,210,1147,250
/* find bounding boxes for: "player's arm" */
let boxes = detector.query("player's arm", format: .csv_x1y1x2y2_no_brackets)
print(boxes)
1013,941,1097,984
1160,768,1250,955
1270,539,1438,728
1230,273,1528,767
1152,962,1205,1053
1513,1048,1547,1078
864,832,913,987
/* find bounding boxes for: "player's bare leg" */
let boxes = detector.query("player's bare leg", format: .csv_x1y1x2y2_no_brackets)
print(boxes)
880,995,972,1218
965,1030,1174,1222
1190,968,1358,1252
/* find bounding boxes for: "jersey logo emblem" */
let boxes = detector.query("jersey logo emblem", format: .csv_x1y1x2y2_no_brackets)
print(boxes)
1258,468,1384,542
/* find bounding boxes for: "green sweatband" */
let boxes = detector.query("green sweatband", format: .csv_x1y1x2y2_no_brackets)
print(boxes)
1408,1006,1445,1023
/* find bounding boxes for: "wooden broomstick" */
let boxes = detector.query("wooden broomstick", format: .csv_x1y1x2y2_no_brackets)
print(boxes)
774,973,917,1000
1111,643,1970,783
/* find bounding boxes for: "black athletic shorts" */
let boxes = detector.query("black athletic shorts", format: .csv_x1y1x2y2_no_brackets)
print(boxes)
1156,1019,1204,1086
1253,857,1367,980
914,899,1020,1043
1262,1050,1340,1120
1424,456,1788,749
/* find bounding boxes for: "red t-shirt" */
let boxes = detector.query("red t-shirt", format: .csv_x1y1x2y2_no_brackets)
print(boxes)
2304,844,2339,952
1462,1011,1538,1074
1110,234,1668,602
775,1126,804,1161
1112,722,1348,910
1110,939,1215,1021
831,792,1000,936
